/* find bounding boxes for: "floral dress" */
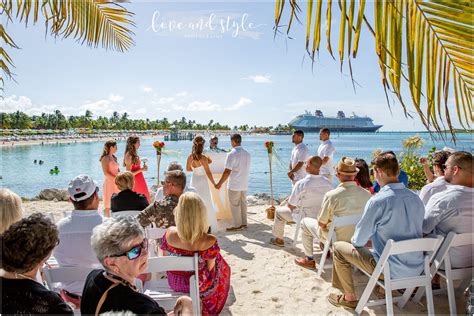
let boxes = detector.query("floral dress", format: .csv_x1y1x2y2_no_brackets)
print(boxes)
160,233,231,315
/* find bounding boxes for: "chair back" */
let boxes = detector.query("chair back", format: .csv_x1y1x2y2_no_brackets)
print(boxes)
146,227,167,240
111,210,141,217
43,265,93,291
147,254,201,315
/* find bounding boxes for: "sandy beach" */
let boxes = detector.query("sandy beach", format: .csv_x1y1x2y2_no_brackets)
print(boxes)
22,200,463,315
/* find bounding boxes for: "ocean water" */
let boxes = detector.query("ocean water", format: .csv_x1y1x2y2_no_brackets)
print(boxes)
1,132,472,198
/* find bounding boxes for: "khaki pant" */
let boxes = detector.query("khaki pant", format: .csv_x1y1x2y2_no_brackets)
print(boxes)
272,206,294,239
332,241,380,295
228,189,247,227
301,217,324,257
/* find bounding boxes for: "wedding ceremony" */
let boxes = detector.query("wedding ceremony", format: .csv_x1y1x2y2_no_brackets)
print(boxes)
1,0,473,315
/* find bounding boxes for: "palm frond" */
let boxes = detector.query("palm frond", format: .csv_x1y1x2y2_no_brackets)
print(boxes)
274,0,474,137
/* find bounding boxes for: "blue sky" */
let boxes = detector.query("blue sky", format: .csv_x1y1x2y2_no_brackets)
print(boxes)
1,1,459,131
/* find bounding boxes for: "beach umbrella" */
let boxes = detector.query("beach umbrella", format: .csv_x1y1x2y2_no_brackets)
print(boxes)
264,141,276,219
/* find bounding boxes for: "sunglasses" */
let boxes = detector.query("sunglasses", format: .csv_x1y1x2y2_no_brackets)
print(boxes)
112,238,148,260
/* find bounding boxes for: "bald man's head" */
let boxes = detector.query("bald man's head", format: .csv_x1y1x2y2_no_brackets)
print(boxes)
306,156,323,175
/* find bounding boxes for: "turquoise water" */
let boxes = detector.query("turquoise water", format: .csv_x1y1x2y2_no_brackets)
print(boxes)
1,133,472,198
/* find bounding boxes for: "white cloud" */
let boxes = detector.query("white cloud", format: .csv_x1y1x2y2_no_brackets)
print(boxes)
143,86,153,93
225,97,252,111
172,97,252,112
108,94,124,102
242,74,272,84
176,91,188,97
188,101,220,111
153,97,175,105
0,95,67,115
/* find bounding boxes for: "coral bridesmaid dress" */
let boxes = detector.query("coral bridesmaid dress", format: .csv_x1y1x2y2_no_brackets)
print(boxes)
103,158,120,209
131,159,150,202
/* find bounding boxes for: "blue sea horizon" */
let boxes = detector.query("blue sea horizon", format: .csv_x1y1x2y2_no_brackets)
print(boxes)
1,132,472,199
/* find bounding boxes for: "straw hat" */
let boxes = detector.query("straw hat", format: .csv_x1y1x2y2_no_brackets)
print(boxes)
335,157,359,175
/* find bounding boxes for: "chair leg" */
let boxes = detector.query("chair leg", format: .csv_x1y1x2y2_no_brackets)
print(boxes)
412,286,425,304
317,242,330,277
355,276,378,314
292,214,302,247
397,287,416,310
445,274,457,315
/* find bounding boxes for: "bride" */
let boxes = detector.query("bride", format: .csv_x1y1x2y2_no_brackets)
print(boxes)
186,136,218,232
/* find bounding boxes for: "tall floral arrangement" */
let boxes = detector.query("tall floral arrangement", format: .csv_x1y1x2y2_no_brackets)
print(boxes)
153,141,166,186
264,141,275,219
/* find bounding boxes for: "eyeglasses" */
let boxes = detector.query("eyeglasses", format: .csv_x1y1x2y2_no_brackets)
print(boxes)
112,238,148,260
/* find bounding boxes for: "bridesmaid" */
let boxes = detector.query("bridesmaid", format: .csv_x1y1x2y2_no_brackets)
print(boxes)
100,140,120,217
123,136,150,202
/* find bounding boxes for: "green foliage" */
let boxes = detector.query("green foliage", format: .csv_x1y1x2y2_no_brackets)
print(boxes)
399,135,436,190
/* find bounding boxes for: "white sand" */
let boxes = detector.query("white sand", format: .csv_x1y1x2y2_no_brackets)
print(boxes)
23,201,464,315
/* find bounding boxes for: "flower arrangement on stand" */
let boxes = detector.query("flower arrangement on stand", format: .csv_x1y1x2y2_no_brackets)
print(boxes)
264,141,276,219
153,141,166,186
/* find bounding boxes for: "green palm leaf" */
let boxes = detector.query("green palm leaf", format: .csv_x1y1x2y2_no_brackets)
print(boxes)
274,0,474,137
1,0,135,89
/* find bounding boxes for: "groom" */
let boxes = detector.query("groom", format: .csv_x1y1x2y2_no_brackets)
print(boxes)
215,133,251,231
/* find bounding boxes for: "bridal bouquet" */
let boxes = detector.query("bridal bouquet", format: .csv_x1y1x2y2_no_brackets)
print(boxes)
153,141,166,155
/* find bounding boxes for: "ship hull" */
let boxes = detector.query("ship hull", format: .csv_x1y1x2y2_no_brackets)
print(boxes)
292,125,383,133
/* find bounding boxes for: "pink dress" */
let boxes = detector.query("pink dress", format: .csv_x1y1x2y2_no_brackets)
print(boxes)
131,159,150,202
160,232,231,315
102,157,120,209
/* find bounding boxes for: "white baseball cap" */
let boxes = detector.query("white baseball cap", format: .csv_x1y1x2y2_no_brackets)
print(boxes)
68,175,99,202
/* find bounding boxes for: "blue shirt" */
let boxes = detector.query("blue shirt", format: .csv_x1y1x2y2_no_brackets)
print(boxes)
352,183,425,279
373,170,409,193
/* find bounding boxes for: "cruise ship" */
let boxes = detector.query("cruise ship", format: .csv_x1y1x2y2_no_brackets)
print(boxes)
289,110,383,132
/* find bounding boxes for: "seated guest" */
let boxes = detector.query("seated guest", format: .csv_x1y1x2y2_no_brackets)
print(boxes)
372,151,408,192
1,213,73,315
111,171,149,212
354,158,374,194
160,192,230,315
270,156,333,247
423,151,473,268
295,157,371,269
154,161,197,201
54,175,103,306
418,150,451,205
81,216,193,314
327,152,424,309
137,170,186,228
0,188,23,233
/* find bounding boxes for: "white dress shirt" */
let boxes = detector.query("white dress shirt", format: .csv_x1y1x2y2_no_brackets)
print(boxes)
290,143,310,183
225,146,251,191
53,210,103,294
418,176,450,206
423,185,474,268
317,139,336,176
288,174,333,218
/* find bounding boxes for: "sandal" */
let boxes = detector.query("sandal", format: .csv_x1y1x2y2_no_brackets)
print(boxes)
327,293,358,309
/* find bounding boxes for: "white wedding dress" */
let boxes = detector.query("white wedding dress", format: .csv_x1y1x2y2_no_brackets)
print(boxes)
191,165,218,233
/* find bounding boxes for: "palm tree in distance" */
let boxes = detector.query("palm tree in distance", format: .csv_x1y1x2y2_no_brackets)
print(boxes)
275,0,473,137
1,0,135,90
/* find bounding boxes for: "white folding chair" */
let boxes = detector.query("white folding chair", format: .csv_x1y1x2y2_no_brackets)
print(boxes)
292,191,324,247
355,236,443,315
146,226,167,257
111,210,141,217
413,232,474,315
316,214,363,277
145,254,201,316
43,265,94,313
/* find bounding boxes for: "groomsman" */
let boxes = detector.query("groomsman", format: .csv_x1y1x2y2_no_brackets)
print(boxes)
318,128,336,181
215,134,251,231
288,130,310,186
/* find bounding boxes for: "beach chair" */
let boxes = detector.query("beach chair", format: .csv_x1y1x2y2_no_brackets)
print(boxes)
316,214,363,277
144,254,201,316
146,226,167,257
111,210,141,218
413,232,474,315
292,191,325,247
355,236,443,315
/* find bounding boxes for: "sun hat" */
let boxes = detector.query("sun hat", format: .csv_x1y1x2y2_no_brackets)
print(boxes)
68,175,99,202
335,157,359,176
